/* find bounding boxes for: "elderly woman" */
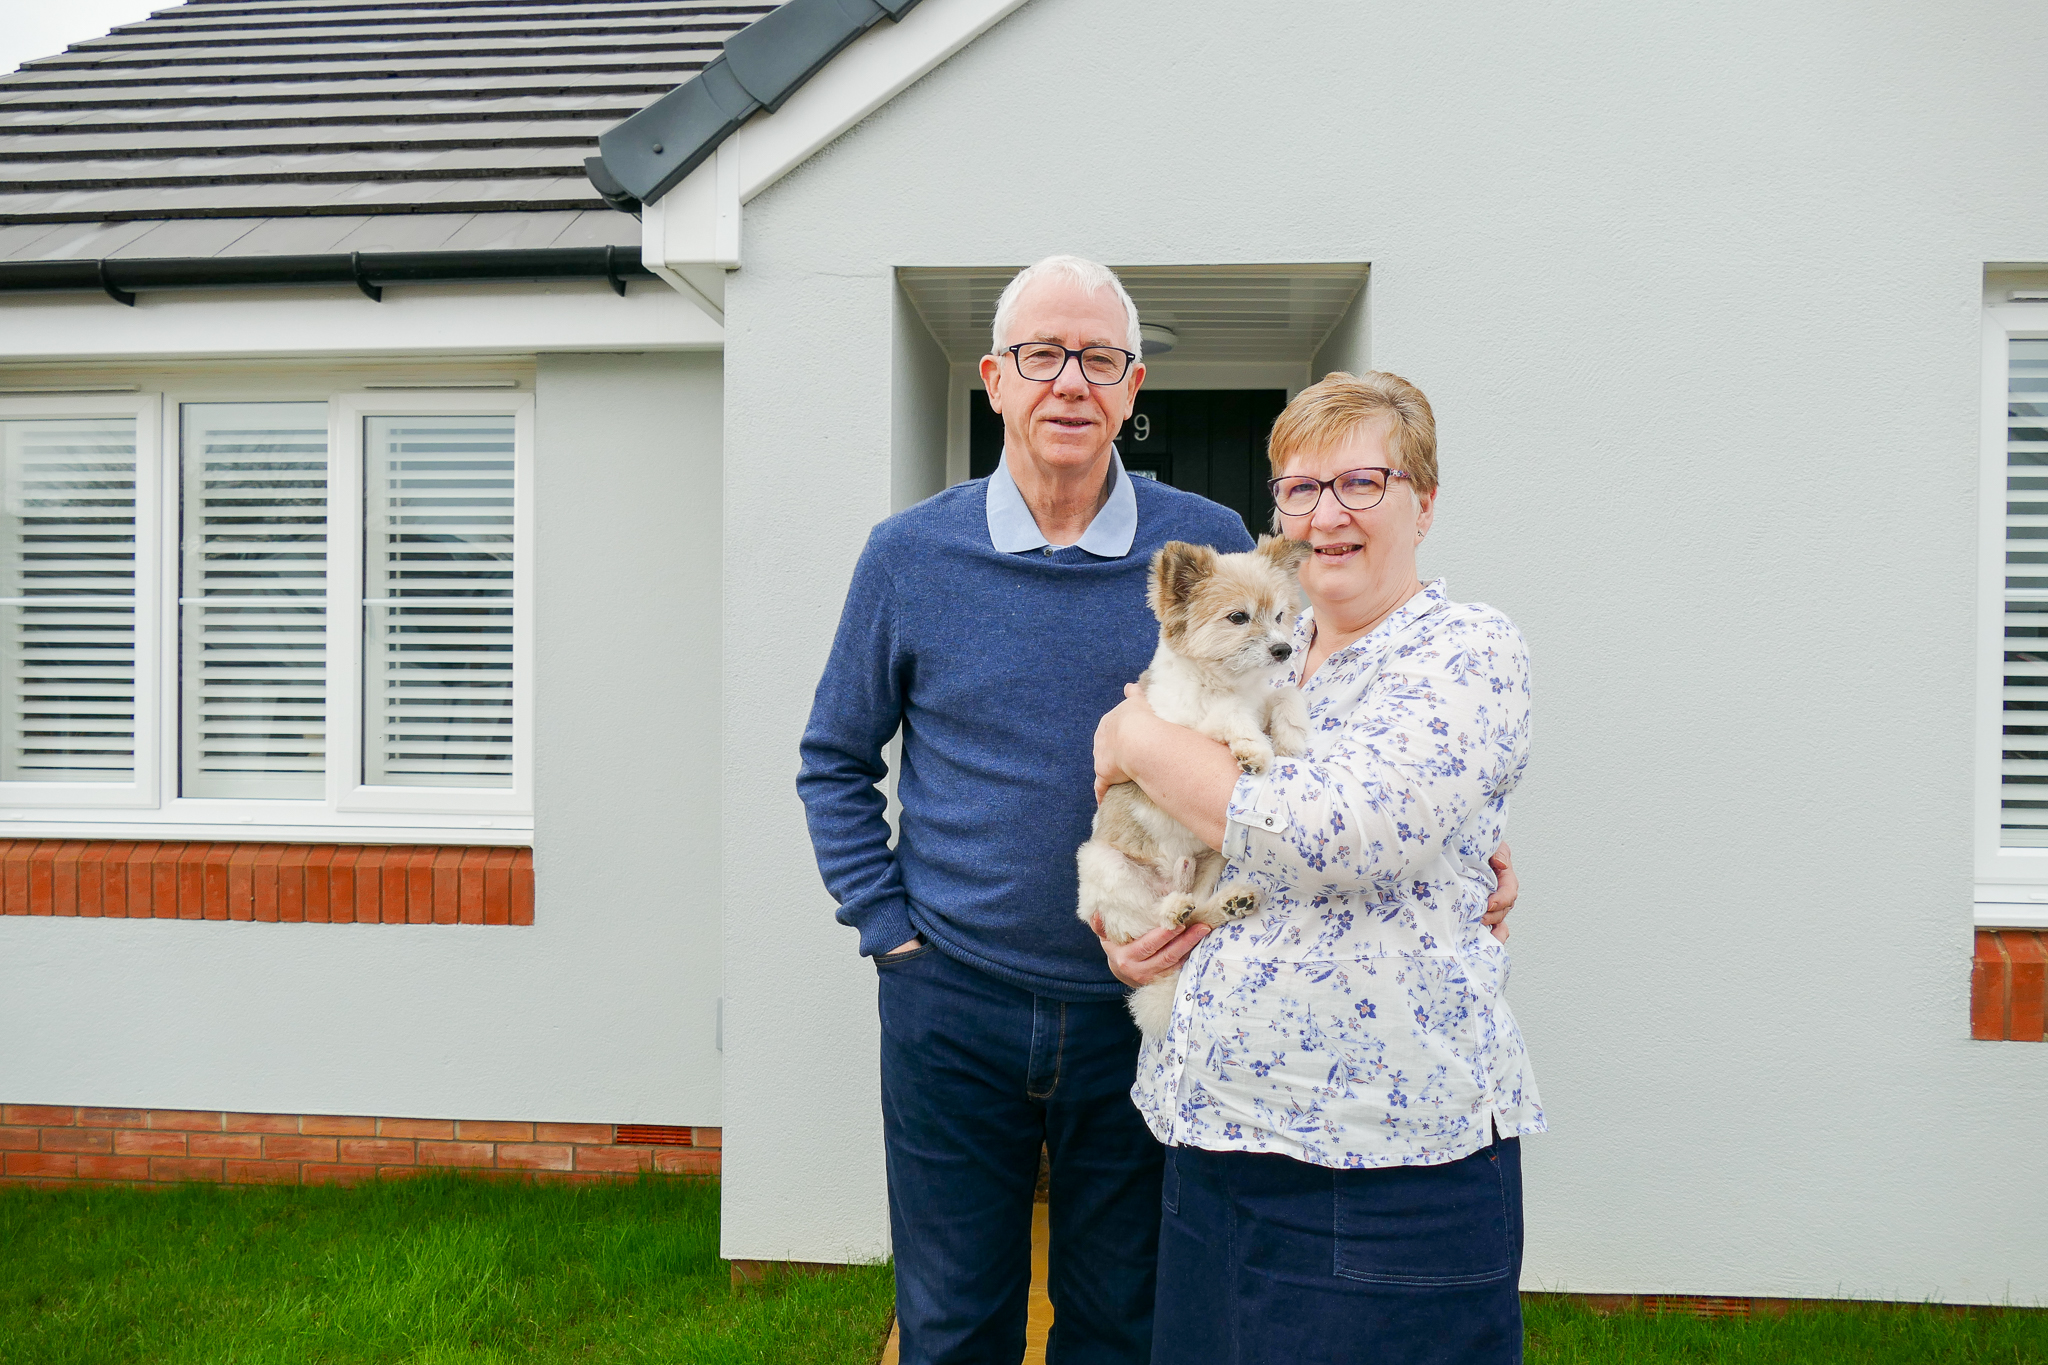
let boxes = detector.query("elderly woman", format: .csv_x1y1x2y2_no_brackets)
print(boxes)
1092,371,1543,1364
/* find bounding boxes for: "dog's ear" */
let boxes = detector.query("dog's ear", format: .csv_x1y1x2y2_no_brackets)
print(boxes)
1255,534,1312,577
1148,541,1217,627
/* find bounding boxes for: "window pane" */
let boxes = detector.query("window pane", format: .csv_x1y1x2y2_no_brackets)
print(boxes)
180,403,329,800
363,415,515,789
2003,337,2048,845
0,416,137,783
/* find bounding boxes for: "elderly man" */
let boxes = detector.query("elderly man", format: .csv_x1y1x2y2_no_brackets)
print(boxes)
798,257,1511,1364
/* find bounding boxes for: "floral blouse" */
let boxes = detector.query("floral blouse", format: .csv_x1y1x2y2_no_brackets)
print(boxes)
1133,579,1546,1169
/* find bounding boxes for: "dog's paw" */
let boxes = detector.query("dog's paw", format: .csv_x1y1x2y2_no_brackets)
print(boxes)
1269,722,1309,758
1231,739,1274,775
1163,894,1201,928
1218,888,1261,921
1267,696,1311,757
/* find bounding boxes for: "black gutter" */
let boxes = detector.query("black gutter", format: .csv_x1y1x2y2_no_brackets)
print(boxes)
0,246,654,304
586,0,921,214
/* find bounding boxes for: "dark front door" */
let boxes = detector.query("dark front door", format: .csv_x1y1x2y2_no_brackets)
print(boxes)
969,389,1288,538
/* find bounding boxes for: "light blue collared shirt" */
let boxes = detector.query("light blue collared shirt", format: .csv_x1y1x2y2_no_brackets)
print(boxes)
984,447,1139,558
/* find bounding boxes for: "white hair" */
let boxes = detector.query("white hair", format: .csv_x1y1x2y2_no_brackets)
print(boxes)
990,254,1144,357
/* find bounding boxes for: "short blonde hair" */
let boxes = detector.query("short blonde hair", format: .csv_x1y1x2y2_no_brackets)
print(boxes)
1267,371,1438,497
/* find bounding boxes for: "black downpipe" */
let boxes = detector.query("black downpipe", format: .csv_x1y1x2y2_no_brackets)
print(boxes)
0,246,657,302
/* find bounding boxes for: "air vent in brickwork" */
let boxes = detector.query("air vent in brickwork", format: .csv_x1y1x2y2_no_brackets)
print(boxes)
615,1125,695,1146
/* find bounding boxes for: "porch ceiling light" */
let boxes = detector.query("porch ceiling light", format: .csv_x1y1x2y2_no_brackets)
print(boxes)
1140,323,1179,356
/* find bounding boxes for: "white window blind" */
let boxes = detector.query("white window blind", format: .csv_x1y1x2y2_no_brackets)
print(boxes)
179,403,329,799
2002,337,2048,845
0,416,138,783
362,414,515,789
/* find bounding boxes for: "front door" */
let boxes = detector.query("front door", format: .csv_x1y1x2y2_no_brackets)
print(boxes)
969,389,1287,538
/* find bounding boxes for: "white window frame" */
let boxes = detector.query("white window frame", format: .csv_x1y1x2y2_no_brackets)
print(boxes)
0,392,163,811
0,378,532,845
330,391,533,819
1975,295,2048,926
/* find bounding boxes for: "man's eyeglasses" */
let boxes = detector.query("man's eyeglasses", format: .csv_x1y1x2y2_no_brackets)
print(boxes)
1267,468,1412,516
1000,343,1138,385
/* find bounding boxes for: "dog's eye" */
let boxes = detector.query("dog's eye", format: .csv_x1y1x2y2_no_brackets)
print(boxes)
1227,611,1250,625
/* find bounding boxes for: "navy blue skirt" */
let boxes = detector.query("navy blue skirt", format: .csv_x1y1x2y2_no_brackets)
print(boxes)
1153,1139,1524,1365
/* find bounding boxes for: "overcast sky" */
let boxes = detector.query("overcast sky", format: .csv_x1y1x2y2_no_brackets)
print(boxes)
0,0,168,76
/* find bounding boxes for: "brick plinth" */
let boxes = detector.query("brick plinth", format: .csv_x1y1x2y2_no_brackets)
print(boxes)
0,840,533,925
0,1107,720,1187
1973,929,2048,1042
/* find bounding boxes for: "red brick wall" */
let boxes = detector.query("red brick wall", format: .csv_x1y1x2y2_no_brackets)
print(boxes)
0,1107,719,1186
1974,929,2047,1042
0,841,532,924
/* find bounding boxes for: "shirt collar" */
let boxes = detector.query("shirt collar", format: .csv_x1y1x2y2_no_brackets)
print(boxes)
985,448,1139,558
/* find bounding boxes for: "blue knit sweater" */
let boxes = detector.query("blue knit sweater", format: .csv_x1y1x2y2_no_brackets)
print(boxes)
797,476,1255,1000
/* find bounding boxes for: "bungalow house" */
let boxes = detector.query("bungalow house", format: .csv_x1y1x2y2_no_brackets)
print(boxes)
2,0,2045,1309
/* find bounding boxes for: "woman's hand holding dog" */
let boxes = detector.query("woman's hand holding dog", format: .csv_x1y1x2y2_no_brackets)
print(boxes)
1090,911,1210,988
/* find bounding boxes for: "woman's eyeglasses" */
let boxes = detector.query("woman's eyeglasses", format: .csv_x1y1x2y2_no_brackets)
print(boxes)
1267,468,1411,517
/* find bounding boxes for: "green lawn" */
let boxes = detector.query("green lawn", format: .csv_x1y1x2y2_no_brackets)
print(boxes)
5,1175,2045,1365
1525,1294,2048,1364
0,1175,894,1365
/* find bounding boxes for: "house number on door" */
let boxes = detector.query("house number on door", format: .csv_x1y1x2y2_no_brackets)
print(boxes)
1132,414,1151,442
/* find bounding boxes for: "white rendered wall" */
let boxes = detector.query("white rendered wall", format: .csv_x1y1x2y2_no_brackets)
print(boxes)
1311,282,1371,389
891,279,951,512
0,352,725,1128
720,0,2048,1299
530,351,725,1126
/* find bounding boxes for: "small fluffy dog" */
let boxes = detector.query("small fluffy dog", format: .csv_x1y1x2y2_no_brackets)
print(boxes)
1079,535,1312,1037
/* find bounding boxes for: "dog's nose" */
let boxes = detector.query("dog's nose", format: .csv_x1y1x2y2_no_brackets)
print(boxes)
1270,642,1293,661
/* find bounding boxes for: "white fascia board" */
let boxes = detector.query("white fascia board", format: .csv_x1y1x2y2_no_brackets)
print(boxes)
642,0,1028,295
642,145,741,321
0,279,722,362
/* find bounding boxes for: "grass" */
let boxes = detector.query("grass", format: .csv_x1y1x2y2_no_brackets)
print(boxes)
7,1175,2046,1365
0,1175,894,1365
1525,1294,2048,1364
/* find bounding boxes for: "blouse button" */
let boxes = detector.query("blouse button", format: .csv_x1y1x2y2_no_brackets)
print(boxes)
1262,816,1275,828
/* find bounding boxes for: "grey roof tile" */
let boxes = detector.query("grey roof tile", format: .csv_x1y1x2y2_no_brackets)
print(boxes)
0,146,591,186
216,213,379,252
0,0,770,260
1,118,618,156
0,221,63,257
437,209,623,250
1,218,162,261
103,216,269,256
542,209,638,248
325,212,481,250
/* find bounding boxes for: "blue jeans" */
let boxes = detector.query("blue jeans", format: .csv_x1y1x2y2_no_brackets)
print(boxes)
1154,1139,1524,1365
878,943,1161,1365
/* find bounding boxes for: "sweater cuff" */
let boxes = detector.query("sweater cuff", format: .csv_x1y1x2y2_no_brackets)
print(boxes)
854,899,919,958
